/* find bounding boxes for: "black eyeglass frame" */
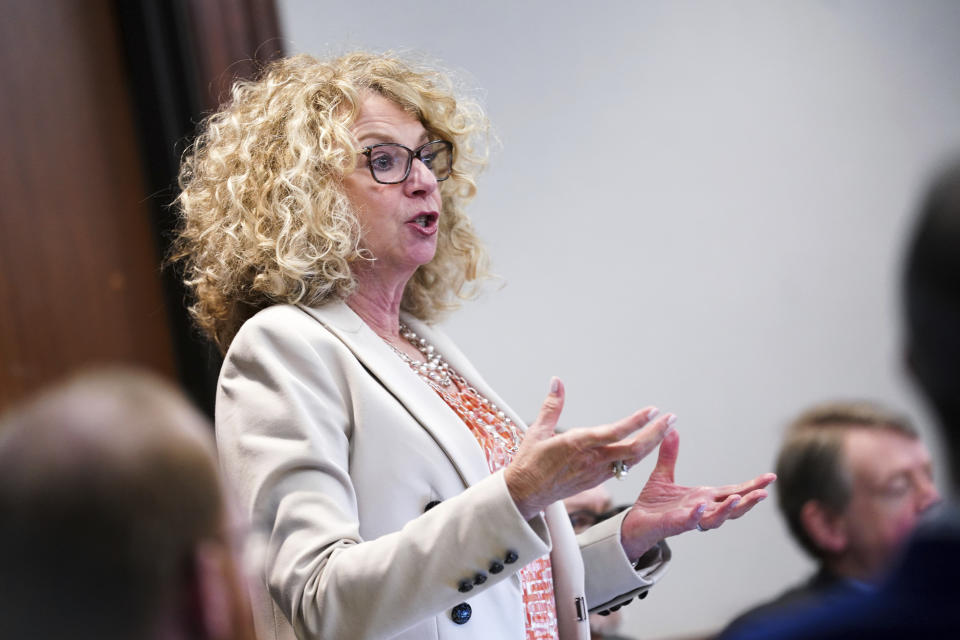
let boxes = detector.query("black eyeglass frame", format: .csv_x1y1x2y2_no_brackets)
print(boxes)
360,139,454,185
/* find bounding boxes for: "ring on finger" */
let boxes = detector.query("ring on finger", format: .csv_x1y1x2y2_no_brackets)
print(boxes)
696,523,707,532
612,460,629,480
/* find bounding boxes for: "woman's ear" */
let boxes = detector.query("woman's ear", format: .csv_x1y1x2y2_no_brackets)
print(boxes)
800,500,848,555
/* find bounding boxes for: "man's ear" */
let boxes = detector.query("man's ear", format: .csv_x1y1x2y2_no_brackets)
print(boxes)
800,500,848,554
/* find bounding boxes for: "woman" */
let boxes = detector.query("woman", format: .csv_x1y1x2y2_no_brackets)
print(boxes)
174,52,774,640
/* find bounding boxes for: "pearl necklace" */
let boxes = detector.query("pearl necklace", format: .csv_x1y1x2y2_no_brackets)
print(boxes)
391,324,454,387
389,322,522,454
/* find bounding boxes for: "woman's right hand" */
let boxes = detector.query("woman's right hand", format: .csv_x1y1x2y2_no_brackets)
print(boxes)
504,377,675,520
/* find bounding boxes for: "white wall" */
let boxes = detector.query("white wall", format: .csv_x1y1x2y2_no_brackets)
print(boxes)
277,1,960,637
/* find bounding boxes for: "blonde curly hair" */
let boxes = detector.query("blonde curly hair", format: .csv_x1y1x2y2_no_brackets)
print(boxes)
172,52,492,352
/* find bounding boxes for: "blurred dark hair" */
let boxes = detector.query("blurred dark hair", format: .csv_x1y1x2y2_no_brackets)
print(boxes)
904,159,960,485
0,368,224,640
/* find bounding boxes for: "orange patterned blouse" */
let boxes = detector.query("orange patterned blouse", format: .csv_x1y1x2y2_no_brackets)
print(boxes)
426,374,560,639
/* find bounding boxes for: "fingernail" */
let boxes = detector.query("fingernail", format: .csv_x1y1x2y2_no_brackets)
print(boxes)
550,377,560,394
731,498,741,508
646,407,661,419
666,414,677,426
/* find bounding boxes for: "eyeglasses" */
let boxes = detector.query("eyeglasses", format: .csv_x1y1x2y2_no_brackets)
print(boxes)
360,140,454,184
567,505,630,534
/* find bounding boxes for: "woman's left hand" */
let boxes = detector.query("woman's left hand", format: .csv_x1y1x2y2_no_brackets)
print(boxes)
619,429,776,560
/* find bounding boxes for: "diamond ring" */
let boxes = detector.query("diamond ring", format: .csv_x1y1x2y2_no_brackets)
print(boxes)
612,460,629,480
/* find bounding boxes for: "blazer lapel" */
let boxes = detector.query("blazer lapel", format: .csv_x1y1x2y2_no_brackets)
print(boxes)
297,302,490,488
403,314,528,430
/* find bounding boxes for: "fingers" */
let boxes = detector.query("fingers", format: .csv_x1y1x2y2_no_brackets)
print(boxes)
667,501,709,537
711,473,777,500
603,412,677,466
528,377,565,440
725,488,769,520
584,407,662,445
696,494,742,530
696,488,771,531
644,427,680,483
686,502,707,530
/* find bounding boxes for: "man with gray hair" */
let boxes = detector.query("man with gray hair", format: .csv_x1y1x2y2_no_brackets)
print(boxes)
723,159,960,638
723,401,939,632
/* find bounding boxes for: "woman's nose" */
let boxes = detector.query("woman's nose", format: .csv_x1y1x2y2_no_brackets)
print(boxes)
403,158,438,197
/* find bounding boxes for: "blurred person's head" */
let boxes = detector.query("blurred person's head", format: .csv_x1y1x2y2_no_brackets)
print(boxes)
0,368,254,640
564,484,621,534
775,403,939,582
904,160,960,489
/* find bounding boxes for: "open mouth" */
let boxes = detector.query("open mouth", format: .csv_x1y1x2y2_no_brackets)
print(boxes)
411,212,438,228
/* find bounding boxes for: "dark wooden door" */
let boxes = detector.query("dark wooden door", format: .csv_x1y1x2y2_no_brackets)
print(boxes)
0,0,176,408
0,0,283,411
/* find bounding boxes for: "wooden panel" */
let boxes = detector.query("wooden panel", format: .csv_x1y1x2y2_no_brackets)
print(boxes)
0,0,175,409
109,0,285,415
184,0,284,109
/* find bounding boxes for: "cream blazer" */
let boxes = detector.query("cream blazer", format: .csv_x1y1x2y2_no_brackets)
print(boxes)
216,302,670,640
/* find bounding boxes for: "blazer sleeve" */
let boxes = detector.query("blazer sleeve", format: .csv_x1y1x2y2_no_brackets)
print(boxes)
579,509,671,611
216,309,552,639
409,316,673,615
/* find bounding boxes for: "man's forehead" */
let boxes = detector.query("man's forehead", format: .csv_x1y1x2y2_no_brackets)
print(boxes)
844,428,930,476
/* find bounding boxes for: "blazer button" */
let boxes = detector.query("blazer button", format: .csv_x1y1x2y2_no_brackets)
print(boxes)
457,579,474,593
473,572,487,585
424,500,441,512
504,549,519,564
451,602,472,625
489,560,504,574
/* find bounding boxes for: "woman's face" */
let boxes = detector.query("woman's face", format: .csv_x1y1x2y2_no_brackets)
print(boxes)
342,93,443,280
